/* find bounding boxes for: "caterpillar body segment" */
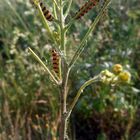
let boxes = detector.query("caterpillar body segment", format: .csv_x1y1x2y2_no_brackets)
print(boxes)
75,0,99,19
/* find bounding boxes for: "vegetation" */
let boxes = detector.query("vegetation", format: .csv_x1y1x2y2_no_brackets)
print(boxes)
0,0,140,140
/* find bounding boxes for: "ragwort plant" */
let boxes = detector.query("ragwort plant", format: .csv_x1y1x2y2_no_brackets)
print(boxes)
27,0,131,139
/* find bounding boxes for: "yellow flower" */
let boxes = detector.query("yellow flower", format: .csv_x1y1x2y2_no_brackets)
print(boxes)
118,71,131,82
113,64,123,74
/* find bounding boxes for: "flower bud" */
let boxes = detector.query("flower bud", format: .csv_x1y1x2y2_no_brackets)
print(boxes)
113,64,123,74
118,71,131,83
100,70,115,84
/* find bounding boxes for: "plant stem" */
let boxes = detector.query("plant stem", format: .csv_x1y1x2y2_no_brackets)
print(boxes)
67,75,100,119
36,2,56,44
59,0,69,139
64,0,73,18
59,75,100,140
60,1,66,56
59,68,70,140
52,0,60,11
53,3,57,20
59,1,111,139
28,47,59,85
124,107,136,140
69,0,111,68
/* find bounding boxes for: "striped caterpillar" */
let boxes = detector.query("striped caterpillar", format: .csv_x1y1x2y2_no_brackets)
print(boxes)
30,0,54,21
40,2,54,21
75,0,99,19
51,49,60,77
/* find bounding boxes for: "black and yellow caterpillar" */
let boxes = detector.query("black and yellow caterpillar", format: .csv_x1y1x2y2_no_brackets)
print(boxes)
39,2,54,21
30,0,54,21
51,49,60,75
75,0,99,19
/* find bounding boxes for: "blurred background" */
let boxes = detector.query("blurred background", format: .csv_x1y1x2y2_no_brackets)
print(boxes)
0,0,140,140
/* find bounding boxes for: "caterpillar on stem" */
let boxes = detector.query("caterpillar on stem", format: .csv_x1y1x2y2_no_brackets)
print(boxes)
75,0,99,19
51,49,61,79
30,0,54,21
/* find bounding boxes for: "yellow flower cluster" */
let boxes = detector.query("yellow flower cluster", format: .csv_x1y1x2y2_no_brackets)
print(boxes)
100,64,131,85
113,64,131,83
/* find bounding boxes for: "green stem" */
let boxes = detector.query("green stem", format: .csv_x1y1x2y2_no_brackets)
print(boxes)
67,75,100,118
64,0,73,18
52,0,60,11
60,75,100,140
60,0,67,56
69,0,111,68
64,68,70,112
59,68,70,140
59,1,69,139
124,107,137,140
36,2,56,44
28,47,59,85
53,2,58,20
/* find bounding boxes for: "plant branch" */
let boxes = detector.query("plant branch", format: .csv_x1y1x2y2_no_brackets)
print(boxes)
64,0,73,18
69,0,111,68
59,0,69,139
52,0,60,11
53,2,58,20
28,47,59,85
67,75,100,118
64,68,70,112
35,2,57,44
60,0,66,56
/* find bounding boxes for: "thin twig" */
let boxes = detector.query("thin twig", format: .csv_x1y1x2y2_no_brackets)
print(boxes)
63,68,70,113
64,0,73,18
67,75,100,118
52,0,60,11
53,2,58,20
35,1,57,44
28,47,59,85
60,0,66,56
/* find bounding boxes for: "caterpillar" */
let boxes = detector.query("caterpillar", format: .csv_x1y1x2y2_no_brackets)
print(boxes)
51,49,60,76
30,0,54,21
39,2,54,21
75,0,98,19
